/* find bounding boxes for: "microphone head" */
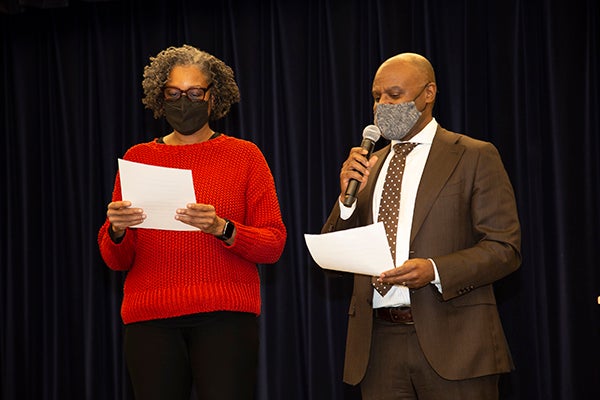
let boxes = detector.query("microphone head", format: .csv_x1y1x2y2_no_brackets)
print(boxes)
362,124,381,142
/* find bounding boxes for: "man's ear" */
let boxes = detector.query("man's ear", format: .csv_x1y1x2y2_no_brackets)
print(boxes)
425,82,437,104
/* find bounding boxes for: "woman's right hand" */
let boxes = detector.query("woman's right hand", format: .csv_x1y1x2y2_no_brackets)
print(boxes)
106,200,146,238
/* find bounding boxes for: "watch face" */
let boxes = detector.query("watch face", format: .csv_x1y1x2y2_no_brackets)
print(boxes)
224,220,235,238
219,220,234,240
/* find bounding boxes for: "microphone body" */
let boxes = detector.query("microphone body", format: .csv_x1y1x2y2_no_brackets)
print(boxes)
342,125,381,207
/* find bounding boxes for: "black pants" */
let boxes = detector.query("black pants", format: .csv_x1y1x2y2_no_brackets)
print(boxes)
124,311,258,400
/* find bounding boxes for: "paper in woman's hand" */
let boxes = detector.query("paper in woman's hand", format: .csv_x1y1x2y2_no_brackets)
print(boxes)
118,159,199,231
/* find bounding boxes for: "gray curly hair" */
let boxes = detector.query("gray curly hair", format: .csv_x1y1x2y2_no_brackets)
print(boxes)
142,44,240,120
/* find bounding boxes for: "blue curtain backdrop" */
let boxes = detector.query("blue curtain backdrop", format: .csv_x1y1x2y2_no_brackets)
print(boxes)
1,0,599,399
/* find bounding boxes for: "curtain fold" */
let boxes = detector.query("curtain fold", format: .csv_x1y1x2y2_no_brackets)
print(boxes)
1,1,599,399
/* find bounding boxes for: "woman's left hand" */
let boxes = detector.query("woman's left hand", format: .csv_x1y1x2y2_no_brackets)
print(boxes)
175,203,224,235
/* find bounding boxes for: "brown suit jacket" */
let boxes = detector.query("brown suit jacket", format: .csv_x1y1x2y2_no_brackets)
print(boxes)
322,126,521,385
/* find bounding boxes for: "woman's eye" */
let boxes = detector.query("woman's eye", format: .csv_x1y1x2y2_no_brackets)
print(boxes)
187,90,201,99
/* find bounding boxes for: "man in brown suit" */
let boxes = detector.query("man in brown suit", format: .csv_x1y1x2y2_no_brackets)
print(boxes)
322,53,521,399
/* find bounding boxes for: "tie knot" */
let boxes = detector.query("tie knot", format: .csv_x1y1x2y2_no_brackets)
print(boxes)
393,142,418,155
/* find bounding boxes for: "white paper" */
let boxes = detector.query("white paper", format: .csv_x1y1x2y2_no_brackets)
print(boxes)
304,222,394,276
118,158,199,231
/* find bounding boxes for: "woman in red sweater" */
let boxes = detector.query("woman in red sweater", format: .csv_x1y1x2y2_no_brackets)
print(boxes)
98,45,286,400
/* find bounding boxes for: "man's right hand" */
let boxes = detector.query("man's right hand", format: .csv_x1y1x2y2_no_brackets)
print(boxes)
339,147,379,202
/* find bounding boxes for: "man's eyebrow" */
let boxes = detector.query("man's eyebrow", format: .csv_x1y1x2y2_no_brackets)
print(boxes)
373,86,404,94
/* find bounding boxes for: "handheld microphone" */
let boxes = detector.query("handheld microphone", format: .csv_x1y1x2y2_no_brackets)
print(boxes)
342,125,381,207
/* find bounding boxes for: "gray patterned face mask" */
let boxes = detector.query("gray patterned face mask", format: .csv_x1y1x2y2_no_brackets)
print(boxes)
374,83,430,141
375,101,422,141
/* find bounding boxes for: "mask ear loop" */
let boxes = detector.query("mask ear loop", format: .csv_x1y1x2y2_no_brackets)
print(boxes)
413,82,433,113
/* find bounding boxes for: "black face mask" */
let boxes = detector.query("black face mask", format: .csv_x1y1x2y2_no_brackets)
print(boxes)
163,98,209,135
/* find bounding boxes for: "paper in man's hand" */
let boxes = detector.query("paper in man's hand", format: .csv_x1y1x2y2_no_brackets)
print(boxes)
304,222,394,276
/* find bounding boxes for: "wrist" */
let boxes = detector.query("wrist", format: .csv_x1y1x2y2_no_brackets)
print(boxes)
216,219,235,241
109,224,125,243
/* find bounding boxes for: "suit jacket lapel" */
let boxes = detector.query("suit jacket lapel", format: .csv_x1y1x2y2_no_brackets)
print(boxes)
410,127,464,243
354,127,464,242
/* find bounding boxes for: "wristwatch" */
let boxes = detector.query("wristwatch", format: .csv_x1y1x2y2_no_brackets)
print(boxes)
216,219,235,241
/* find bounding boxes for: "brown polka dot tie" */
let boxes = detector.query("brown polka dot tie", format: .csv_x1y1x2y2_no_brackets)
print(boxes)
372,142,418,297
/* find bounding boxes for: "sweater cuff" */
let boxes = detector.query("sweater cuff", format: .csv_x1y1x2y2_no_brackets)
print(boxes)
108,224,125,244
226,223,284,265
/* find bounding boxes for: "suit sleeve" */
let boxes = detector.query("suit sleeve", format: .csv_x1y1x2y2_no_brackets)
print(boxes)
431,141,521,301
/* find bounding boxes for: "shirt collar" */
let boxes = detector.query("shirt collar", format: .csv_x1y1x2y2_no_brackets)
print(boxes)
391,118,438,146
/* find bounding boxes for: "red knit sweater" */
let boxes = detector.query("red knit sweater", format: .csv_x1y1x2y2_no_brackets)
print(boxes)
98,134,286,324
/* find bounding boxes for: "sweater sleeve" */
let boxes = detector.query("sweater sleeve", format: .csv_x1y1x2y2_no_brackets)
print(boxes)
225,147,286,265
97,220,137,271
97,170,138,271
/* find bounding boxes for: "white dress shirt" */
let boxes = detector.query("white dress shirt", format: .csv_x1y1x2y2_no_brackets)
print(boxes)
340,118,442,307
